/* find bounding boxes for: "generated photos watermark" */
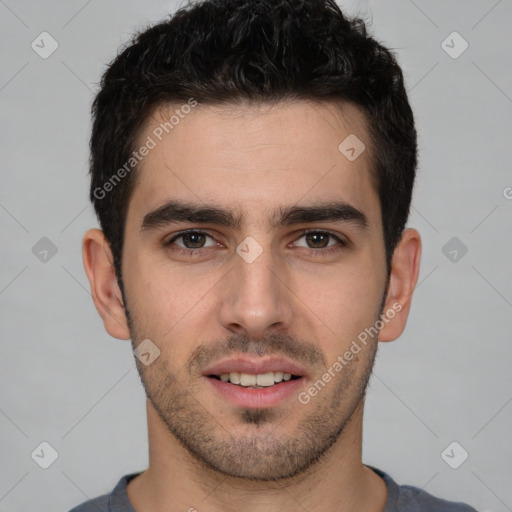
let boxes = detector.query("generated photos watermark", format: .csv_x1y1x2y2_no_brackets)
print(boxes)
298,301,403,405
93,98,198,201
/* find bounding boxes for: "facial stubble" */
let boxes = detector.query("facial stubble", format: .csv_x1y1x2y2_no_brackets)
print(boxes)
124,311,380,482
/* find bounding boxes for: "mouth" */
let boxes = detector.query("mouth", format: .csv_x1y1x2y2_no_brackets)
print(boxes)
208,371,301,388
202,357,307,408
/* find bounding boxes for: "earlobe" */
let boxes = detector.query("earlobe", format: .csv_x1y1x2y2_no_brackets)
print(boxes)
378,228,422,343
82,228,131,340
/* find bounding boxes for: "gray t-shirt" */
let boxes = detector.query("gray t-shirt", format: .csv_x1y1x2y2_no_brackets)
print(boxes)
69,465,478,511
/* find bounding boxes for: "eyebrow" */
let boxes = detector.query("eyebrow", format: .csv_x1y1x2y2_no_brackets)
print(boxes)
140,199,369,233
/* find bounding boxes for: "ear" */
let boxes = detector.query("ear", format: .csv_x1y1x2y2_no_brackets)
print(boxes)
378,228,422,342
82,228,131,340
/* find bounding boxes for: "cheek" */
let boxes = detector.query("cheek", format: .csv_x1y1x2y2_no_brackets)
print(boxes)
300,261,384,353
121,250,174,329
129,271,189,327
123,254,217,353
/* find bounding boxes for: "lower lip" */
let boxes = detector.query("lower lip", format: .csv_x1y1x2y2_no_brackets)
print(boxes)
205,376,304,408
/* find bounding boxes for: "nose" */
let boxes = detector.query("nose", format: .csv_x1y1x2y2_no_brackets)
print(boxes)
218,240,294,340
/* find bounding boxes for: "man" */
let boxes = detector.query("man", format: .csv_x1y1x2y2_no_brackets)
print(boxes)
72,0,478,510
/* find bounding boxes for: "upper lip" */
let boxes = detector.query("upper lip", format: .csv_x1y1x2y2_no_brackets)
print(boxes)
203,356,308,378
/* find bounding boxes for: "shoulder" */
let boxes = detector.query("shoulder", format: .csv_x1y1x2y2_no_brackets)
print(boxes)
367,465,479,512
68,494,109,512
67,471,141,512
396,483,479,512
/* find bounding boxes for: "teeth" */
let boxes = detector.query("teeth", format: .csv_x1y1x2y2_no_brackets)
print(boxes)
229,372,241,384
218,371,296,387
240,373,257,386
256,372,275,387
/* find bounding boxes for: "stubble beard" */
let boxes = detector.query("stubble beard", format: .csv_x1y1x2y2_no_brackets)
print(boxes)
128,326,378,481
120,277,385,481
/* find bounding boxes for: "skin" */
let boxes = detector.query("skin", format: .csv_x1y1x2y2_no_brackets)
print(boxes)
83,99,421,512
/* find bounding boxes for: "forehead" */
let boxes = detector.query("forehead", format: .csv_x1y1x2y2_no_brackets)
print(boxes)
127,100,379,228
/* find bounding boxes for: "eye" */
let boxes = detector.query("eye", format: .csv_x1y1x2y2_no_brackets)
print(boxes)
164,229,347,257
293,230,347,255
165,230,218,253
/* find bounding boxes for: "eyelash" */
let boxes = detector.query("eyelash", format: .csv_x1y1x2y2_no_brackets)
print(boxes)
164,229,347,257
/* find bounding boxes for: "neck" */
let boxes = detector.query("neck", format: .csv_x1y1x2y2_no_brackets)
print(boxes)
127,399,387,512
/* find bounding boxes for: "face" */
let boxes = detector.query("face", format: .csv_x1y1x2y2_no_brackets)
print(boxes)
119,100,390,480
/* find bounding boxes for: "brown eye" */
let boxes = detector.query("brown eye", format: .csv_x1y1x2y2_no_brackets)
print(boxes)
304,232,330,248
179,232,207,248
294,230,346,251
165,230,217,252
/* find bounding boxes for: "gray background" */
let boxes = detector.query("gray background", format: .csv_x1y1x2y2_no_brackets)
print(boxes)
1,1,511,511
